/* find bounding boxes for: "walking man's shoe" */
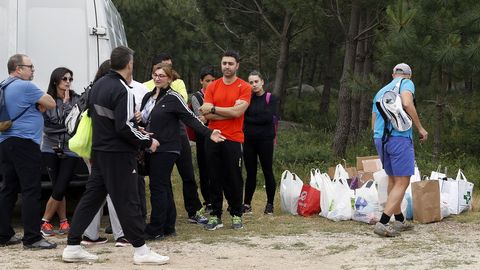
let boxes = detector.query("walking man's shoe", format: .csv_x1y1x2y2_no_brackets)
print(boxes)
133,249,169,265
63,246,98,262
392,220,414,231
373,222,400,237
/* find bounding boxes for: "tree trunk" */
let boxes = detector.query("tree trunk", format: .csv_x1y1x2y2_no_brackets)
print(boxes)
297,50,305,98
272,11,292,118
465,77,473,93
332,0,360,158
320,42,335,115
360,11,374,132
308,50,318,85
349,11,366,144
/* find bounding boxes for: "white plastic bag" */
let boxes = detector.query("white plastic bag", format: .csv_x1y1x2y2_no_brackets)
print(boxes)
280,170,303,215
309,168,322,191
374,169,408,219
326,166,354,221
333,164,349,181
441,170,474,214
352,180,380,224
374,169,389,208
319,173,333,218
405,164,421,219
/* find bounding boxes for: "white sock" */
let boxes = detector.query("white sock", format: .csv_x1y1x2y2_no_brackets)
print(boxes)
134,244,149,256
65,245,81,251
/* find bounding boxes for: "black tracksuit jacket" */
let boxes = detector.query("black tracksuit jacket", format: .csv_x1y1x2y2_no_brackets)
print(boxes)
141,87,212,153
89,70,152,152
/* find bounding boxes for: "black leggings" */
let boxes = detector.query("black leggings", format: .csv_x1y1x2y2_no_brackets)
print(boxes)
243,139,276,205
42,153,79,201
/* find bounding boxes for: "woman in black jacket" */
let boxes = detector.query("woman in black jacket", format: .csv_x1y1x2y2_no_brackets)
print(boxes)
139,65,224,239
40,67,81,236
242,70,278,215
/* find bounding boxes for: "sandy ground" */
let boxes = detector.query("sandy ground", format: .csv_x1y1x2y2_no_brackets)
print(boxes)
1,218,479,270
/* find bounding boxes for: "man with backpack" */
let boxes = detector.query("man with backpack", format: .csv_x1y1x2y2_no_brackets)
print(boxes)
372,63,428,237
0,54,57,249
62,46,168,265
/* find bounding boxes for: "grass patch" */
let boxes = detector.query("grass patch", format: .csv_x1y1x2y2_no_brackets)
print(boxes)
450,211,480,224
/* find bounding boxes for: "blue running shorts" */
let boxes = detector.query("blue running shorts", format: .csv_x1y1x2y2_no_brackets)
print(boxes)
375,137,415,176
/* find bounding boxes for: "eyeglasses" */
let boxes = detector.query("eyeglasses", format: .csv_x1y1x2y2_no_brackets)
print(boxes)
62,77,74,82
153,74,168,79
18,64,34,69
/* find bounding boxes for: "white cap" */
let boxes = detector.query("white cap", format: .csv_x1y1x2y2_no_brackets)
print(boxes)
393,63,412,75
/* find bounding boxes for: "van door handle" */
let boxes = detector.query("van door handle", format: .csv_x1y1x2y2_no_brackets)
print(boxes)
90,27,107,36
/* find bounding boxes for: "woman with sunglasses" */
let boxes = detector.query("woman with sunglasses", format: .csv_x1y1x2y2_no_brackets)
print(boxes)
40,67,81,236
139,65,225,240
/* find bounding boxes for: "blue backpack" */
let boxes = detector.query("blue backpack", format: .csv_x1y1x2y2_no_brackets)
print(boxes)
0,77,29,132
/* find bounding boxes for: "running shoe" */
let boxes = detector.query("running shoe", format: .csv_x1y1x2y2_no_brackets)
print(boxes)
41,221,55,237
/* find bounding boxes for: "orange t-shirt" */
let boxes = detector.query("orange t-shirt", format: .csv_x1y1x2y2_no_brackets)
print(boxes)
204,77,252,143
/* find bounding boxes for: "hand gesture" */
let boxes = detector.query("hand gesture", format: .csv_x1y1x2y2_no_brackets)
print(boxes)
36,103,47,113
138,126,153,136
135,111,142,123
210,129,226,143
418,127,428,142
63,90,70,103
149,138,160,152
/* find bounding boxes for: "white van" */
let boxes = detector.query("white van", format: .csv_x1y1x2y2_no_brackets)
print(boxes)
0,0,128,93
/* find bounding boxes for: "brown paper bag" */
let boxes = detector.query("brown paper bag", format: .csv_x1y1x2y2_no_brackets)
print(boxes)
412,180,441,224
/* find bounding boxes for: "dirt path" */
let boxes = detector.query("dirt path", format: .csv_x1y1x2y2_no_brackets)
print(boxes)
1,219,479,270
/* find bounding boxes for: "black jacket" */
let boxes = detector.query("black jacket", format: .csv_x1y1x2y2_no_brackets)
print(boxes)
145,87,212,153
89,70,152,152
244,92,278,140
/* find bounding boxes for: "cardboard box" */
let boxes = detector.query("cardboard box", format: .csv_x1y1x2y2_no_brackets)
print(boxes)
356,155,380,171
362,159,382,172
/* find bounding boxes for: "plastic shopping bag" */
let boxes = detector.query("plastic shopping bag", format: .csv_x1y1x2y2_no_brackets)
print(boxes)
297,184,321,216
319,173,334,218
405,165,421,220
441,170,474,214
374,169,408,219
68,110,92,159
352,180,381,224
280,170,303,215
374,169,388,209
309,169,322,190
326,171,354,221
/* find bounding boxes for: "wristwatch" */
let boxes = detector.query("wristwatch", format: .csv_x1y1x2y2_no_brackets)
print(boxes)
210,106,216,114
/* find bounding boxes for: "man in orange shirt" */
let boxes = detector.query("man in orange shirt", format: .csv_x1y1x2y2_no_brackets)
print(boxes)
199,50,251,230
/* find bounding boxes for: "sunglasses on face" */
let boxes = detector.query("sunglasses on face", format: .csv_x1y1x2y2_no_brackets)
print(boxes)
62,77,73,82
